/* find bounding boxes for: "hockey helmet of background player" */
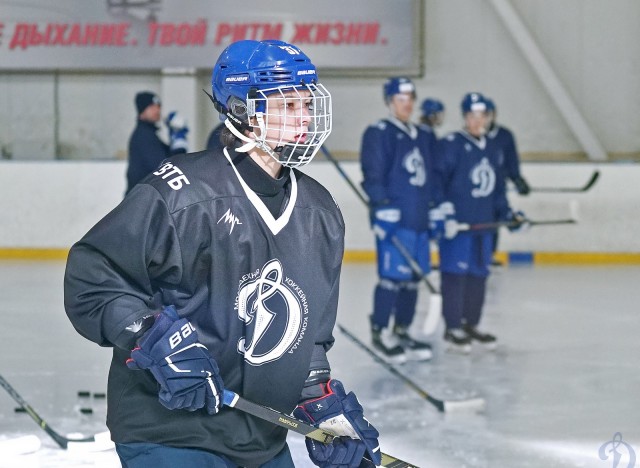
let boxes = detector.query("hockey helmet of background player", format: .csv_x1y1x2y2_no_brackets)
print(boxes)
211,39,332,168
421,98,445,127
484,97,497,124
460,92,488,115
383,77,416,104
421,98,444,118
484,98,495,113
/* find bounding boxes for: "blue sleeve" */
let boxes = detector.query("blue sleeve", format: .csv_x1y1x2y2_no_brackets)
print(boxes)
428,135,445,207
493,158,512,221
438,136,457,201
502,129,522,181
360,124,390,206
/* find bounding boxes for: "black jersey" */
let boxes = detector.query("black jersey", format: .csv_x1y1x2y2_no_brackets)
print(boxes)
64,148,345,466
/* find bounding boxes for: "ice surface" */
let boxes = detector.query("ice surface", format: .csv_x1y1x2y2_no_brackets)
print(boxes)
0,261,638,467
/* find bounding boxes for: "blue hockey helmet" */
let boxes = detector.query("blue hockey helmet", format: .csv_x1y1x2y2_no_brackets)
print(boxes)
460,92,487,114
484,97,496,112
421,98,445,117
210,40,332,167
383,77,416,103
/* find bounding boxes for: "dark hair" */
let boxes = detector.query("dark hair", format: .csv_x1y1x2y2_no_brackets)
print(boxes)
220,125,237,148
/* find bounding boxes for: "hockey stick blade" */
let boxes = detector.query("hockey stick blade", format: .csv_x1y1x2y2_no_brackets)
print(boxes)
223,390,419,467
337,324,486,413
529,170,599,193
0,374,113,451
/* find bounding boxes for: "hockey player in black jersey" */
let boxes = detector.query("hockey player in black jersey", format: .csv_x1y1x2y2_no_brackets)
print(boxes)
64,40,381,468
360,77,441,363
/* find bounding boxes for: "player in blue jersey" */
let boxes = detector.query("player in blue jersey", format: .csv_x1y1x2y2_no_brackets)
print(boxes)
420,98,446,135
485,97,530,265
360,77,441,363
65,40,381,468
436,92,527,353
485,98,530,196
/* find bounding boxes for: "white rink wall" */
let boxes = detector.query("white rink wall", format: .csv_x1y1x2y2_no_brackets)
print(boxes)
1,160,638,253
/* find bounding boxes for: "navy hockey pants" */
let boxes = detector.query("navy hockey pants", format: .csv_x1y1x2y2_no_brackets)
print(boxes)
115,442,294,468
441,272,487,329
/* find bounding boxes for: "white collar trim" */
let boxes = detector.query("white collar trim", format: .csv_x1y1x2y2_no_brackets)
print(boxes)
460,130,487,150
387,115,418,139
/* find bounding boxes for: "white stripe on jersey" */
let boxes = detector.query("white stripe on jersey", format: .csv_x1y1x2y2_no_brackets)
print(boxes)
224,148,298,235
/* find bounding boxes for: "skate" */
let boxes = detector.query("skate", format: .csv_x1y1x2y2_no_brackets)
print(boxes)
463,324,497,350
443,328,472,354
371,325,407,364
393,325,433,361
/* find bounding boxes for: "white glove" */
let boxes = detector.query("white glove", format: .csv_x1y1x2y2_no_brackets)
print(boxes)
165,111,189,152
165,111,187,131
444,219,466,239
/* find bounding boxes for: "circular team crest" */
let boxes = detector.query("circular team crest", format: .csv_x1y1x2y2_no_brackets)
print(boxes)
470,157,496,198
403,147,426,187
236,259,306,365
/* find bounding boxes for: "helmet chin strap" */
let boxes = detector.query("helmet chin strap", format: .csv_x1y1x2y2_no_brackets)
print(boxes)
225,112,282,162
224,119,257,153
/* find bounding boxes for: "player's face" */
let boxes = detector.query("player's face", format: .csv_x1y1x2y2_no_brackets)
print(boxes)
262,88,312,149
431,111,444,127
140,103,161,123
464,111,488,137
389,93,415,123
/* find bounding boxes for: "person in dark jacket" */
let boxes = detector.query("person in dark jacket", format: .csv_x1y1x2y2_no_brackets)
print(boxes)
65,40,381,468
126,91,188,194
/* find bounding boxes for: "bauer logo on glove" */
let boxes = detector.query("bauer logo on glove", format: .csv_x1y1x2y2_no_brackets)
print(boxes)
126,305,224,415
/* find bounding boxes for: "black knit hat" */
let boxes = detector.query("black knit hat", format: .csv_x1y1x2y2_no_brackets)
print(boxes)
135,91,161,114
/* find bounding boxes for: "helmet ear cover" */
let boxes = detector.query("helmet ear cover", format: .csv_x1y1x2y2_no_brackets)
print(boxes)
204,88,246,132
228,95,249,122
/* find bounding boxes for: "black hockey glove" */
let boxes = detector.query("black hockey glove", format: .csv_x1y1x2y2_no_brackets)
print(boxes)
513,176,530,195
126,305,224,414
293,379,381,467
507,210,530,233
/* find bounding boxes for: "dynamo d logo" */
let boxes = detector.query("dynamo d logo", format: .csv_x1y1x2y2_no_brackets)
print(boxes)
403,147,426,187
599,433,636,468
236,259,308,365
470,157,496,198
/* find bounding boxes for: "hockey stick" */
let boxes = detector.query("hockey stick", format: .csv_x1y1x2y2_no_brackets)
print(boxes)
320,145,442,334
528,170,599,193
222,389,419,468
336,324,486,413
459,217,576,232
0,374,113,451
455,200,580,233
